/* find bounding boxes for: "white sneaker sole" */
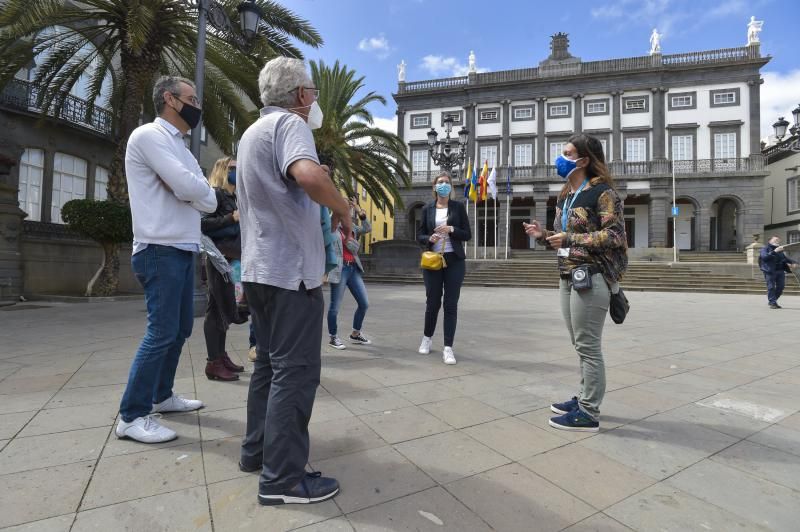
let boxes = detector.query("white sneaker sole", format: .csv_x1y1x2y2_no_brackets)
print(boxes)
329,343,347,350
550,406,571,415
548,419,599,432
443,359,457,365
258,487,339,506
115,428,178,443
418,348,430,355
350,339,372,345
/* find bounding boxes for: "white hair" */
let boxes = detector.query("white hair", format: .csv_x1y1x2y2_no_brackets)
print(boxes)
258,57,311,108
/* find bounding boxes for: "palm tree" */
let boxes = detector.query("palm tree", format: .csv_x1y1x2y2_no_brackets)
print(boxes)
0,0,322,202
0,0,321,295
310,60,410,214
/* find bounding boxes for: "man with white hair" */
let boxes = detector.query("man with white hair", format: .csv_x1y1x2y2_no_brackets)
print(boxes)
237,57,351,505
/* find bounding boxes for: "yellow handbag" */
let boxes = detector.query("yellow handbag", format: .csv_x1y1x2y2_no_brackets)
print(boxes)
420,234,448,270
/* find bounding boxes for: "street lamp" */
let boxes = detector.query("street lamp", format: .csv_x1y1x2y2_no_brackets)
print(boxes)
190,0,264,159
426,115,469,176
772,105,800,152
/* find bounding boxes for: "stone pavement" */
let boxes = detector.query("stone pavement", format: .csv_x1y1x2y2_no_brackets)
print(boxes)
0,285,799,531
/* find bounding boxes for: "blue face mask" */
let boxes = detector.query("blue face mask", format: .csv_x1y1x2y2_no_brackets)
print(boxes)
555,155,582,180
435,182,451,197
227,169,236,185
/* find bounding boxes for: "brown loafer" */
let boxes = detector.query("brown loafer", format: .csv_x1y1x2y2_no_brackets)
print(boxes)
205,359,239,381
221,352,245,373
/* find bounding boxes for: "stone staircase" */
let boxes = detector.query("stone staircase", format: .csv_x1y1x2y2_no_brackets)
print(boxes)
363,259,800,296
677,251,746,263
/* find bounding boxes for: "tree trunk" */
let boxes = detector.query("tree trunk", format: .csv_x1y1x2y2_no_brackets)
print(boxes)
86,242,120,297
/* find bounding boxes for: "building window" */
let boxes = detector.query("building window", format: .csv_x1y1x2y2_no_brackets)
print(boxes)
625,137,647,162
200,125,207,144
411,149,428,181
550,105,568,117
599,139,608,156
586,101,607,114
479,145,498,168
787,230,800,244
625,99,645,111
440,111,463,126
410,113,431,129
383,222,388,239
549,142,566,163
789,177,799,213
51,153,87,223
480,110,498,121
671,135,694,172
713,92,736,105
710,88,740,108
513,107,533,120
671,95,692,108
18,148,44,222
95,166,109,201
361,188,368,201
713,132,736,159
514,143,533,167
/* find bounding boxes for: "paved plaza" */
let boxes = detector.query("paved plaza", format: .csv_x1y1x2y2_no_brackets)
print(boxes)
0,284,799,531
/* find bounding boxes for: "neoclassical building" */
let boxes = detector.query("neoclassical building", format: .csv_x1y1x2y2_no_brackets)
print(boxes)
393,32,769,254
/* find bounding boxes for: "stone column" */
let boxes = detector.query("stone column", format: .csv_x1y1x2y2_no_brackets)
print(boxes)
532,191,550,248
41,149,55,223
648,193,668,247
465,103,476,163
0,153,26,304
697,202,711,251
496,195,510,258
652,87,666,159
747,78,763,156
501,99,510,166
396,109,406,142
536,97,546,166
612,90,623,161
573,93,583,134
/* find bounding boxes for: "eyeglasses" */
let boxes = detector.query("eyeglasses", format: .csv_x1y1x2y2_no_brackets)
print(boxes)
289,86,319,99
172,93,200,106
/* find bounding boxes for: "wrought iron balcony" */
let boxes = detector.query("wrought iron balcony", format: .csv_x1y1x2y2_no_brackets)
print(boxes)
408,156,766,186
0,78,113,137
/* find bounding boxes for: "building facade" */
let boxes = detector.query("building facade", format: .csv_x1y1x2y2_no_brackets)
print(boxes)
393,34,769,254
352,182,394,254
763,135,800,258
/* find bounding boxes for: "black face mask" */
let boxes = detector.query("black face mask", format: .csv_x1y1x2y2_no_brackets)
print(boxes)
177,101,202,130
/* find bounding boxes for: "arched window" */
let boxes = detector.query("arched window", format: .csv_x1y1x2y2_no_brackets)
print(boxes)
18,148,44,221
51,153,87,223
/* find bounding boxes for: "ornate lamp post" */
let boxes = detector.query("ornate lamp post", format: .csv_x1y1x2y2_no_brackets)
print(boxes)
426,116,469,176
190,0,264,159
771,104,800,153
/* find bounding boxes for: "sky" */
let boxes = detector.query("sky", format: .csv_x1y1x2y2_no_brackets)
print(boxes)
284,0,800,139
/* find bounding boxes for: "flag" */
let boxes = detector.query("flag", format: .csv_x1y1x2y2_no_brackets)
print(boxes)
505,164,513,195
469,162,478,202
487,166,497,200
478,160,489,201
463,158,472,198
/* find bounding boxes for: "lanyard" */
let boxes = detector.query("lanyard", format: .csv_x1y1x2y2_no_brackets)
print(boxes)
561,179,589,231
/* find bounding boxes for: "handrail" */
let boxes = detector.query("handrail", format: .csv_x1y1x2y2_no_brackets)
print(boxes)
0,78,113,136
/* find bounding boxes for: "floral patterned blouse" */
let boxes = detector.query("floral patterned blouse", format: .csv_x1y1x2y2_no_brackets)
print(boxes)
537,181,628,284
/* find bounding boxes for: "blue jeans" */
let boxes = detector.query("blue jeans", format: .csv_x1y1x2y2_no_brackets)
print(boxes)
764,272,785,305
249,322,256,348
119,245,195,422
327,264,369,336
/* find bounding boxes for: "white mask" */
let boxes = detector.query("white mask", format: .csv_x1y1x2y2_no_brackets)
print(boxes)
307,101,324,130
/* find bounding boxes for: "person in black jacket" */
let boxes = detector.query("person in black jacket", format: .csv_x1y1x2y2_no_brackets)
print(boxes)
201,157,247,381
759,235,798,309
416,171,471,365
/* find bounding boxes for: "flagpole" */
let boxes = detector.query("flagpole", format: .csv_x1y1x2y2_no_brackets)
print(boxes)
473,199,478,259
494,196,498,260
672,160,677,263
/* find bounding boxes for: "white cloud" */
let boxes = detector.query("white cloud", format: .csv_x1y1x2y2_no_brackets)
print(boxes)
372,115,398,135
420,55,488,77
760,70,800,139
358,35,392,59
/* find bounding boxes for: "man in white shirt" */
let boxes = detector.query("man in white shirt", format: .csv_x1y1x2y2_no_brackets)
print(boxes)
116,76,217,444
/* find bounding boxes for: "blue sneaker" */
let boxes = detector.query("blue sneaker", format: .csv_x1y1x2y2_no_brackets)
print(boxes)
549,408,599,432
550,396,579,415
258,472,339,505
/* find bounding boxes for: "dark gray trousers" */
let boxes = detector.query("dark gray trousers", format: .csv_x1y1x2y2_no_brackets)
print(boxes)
240,281,323,495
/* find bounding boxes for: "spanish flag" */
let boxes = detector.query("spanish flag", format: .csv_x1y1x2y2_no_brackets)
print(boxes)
478,160,489,201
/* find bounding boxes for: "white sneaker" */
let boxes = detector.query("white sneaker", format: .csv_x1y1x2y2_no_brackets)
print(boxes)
418,336,432,355
115,415,177,443
329,336,347,350
151,394,204,414
443,347,457,365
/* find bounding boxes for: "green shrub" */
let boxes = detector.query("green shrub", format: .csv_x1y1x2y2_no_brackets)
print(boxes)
61,199,132,243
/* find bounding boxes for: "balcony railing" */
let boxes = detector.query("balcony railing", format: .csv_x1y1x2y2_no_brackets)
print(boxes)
408,157,765,185
0,78,113,136
399,45,762,93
